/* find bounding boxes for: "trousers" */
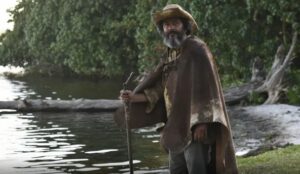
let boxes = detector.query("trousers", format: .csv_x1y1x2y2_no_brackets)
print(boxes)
169,142,209,174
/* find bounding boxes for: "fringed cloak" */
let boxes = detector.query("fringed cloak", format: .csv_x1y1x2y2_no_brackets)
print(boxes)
114,36,238,174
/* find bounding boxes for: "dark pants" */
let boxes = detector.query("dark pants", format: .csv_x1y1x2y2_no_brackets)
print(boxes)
169,142,208,174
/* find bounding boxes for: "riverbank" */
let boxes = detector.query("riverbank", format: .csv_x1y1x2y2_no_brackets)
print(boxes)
237,145,300,174
230,104,300,156
139,145,300,173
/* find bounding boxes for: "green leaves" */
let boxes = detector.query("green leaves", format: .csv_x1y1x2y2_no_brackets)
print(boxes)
0,0,298,85
0,0,139,77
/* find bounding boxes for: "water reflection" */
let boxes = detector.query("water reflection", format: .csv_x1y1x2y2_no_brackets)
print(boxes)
0,75,169,173
11,75,122,100
0,76,27,101
85,149,118,154
0,111,168,174
0,113,76,174
0,113,82,172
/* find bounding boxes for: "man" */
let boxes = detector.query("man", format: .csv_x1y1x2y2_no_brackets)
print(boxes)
116,4,238,174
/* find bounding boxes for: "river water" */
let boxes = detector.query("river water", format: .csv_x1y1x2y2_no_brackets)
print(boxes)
0,74,286,173
0,75,168,174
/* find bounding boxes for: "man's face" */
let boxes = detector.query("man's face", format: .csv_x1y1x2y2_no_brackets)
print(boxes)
162,18,186,48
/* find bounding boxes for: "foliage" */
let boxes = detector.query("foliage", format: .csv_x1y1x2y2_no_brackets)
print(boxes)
0,0,299,87
248,91,266,104
285,70,300,104
0,0,138,77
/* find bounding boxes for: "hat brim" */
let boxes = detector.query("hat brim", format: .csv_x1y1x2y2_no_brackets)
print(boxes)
153,8,198,32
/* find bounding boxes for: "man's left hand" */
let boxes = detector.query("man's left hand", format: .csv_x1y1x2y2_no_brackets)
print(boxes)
193,124,207,142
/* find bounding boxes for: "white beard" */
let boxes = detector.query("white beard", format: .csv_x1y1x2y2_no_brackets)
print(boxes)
163,31,187,48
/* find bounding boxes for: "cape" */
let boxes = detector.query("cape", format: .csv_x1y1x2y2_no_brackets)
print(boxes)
114,36,238,174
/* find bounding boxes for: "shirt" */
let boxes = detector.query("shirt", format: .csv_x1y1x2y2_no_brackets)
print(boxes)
144,48,181,118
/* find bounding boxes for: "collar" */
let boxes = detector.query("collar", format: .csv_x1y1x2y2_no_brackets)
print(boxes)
167,48,181,62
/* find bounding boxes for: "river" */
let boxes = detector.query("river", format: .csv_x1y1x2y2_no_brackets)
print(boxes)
0,75,168,174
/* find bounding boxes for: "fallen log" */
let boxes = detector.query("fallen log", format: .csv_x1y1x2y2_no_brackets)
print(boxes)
0,99,123,112
223,81,262,105
0,90,243,112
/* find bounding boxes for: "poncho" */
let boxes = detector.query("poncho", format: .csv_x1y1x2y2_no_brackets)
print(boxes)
115,36,238,174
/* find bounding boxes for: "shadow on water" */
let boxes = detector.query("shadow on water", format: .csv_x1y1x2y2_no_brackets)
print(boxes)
10,75,124,100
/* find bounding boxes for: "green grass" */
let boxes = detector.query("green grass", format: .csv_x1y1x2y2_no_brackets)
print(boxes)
237,145,300,174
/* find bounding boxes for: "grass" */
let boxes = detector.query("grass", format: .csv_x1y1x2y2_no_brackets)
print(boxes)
237,145,300,174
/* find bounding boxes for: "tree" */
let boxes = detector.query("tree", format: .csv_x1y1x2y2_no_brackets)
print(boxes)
0,0,299,103
0,0,138,77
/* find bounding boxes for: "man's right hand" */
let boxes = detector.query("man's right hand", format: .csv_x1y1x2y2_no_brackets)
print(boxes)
119,90,147,103
119,90,133,102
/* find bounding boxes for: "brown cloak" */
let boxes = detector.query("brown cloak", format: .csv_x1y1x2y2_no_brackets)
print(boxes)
114,36,238,174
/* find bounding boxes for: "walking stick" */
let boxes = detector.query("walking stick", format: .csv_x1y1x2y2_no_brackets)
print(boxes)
123,72,135,174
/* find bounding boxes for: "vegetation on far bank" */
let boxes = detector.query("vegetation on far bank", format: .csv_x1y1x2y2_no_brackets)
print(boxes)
0,0,299,103
237,145,300,174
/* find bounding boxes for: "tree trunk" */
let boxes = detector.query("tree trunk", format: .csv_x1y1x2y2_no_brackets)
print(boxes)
226,31,298,105
256,31,298,104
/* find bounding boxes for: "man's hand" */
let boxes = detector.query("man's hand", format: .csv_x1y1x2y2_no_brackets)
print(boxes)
119,90,147,103
119,90,133,102
193,124,207,142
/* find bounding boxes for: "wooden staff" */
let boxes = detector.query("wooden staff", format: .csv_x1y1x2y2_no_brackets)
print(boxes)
123,72,135,174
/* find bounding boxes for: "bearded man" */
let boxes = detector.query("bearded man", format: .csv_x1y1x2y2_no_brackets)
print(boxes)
116,4,238,174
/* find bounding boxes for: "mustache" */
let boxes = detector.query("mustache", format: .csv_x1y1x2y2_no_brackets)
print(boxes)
163,29,187,48
165,30,181,37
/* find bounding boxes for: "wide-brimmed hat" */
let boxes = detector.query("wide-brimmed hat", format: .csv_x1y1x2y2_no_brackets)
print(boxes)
152,4,198,32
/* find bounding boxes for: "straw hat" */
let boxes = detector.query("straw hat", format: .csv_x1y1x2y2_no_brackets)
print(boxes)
152,4,198,32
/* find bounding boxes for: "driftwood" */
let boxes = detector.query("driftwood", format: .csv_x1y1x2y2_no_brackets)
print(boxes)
224,56,265,105
224,81,263,105
225,31,298,104
0,86,261,112
0,99,122,112
256,32,298,104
